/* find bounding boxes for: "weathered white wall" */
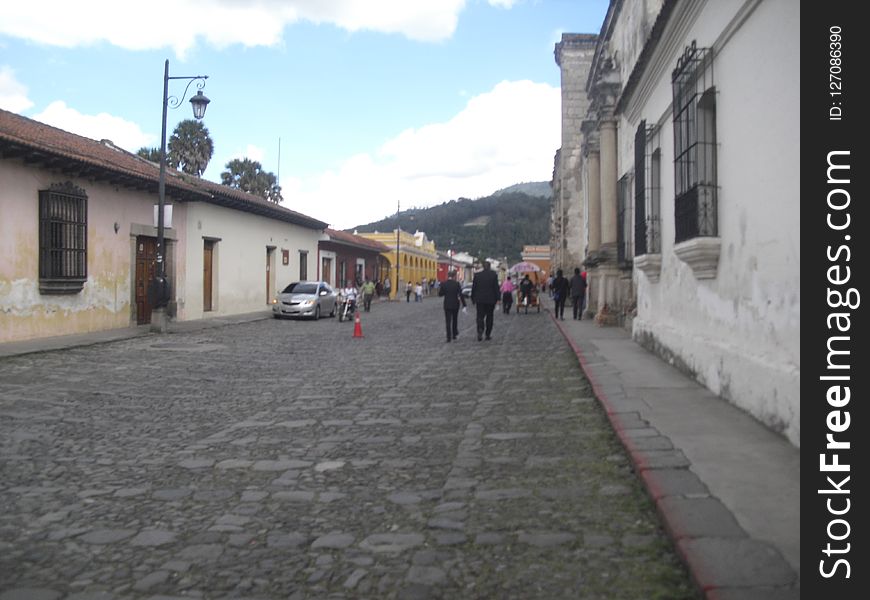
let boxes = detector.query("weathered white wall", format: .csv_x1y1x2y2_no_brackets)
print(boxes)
0,161,164,342
623,0,800,445
553,35,597,271
179,202,323,320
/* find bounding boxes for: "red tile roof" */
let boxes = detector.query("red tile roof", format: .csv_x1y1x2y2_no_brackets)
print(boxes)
324,228,391,252
0,108,327,230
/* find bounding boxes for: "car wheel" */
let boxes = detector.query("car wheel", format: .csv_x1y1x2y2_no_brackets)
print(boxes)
314,305,321,320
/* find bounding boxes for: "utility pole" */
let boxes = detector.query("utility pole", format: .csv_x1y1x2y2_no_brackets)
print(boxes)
395,200,400,301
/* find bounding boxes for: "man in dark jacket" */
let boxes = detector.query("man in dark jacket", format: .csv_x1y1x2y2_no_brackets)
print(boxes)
471,261,500,341
570,267,588,320
551,268,570,320
438,270,466,342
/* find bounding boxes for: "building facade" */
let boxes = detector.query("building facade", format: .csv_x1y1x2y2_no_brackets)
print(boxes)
318,229,390,289
551,34,597,275
356,230,438,299
555,0,800,445
520,245,552,281
1,109,327,343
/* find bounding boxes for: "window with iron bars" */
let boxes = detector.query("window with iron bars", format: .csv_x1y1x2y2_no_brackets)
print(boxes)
616,172,633,267
38,182,88,294
634,121,662,256
672,40,717,243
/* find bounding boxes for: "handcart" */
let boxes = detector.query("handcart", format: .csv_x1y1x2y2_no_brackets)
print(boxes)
517,287,540,314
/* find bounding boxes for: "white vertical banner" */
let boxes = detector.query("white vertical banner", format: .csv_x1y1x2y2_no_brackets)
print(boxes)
153,204,173,229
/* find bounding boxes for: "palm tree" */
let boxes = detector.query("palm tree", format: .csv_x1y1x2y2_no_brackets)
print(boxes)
221,158,283,203
136,147,162,163
168,119,214,177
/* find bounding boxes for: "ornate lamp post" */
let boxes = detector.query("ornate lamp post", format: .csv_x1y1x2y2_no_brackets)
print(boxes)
151,59,210,331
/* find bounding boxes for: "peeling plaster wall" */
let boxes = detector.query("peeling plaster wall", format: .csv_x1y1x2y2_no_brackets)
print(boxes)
554,35,597,271
0,161,164,343
628,0,800,445
179,202,323,320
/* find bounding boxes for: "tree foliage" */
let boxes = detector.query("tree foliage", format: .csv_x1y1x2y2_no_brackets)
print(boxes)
136,147,162,163
168,119,214,177
353,190,551,265
220,158,283,203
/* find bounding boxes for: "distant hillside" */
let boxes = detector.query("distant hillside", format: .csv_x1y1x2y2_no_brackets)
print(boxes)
351,187,550,264
492,181,552,198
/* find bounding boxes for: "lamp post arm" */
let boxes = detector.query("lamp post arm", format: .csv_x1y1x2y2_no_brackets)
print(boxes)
156,59,170,282
166,74,209,109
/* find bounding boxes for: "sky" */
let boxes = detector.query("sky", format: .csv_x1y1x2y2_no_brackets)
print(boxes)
1,0,608,230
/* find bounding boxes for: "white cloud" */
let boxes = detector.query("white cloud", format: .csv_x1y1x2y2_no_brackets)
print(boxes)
283,80,559,230
0,66,34,112
0,0,468,57
32,101,154,150
488,0,519,8
241,145,266,163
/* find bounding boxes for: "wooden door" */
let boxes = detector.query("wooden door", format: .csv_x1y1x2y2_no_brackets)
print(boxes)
135,236,157,325
322,257,332,286
266,247,275,304
203,241,214,312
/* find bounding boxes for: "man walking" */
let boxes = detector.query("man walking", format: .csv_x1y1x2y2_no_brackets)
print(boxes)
471,260,500,341
570,267,587,320
438,270,466,342
361,278,376,312
551,268,570,320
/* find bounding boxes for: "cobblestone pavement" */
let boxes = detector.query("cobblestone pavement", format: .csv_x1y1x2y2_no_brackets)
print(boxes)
0,298,699,599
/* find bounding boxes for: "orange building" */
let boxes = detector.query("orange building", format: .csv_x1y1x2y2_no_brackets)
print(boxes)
520,245,552,284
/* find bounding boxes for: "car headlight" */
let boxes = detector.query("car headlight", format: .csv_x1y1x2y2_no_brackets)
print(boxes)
301,299,314,306
272,298,278,305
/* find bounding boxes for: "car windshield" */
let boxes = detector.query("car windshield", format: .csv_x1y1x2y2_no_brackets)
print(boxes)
282,282,318,295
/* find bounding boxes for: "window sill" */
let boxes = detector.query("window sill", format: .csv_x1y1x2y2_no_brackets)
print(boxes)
634,253,662,282
674,237,720,279
39,278,86,295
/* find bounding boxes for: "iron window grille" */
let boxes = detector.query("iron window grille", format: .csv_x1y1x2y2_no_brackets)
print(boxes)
634,121,662,256
617,172,633,267
38,181,88,294
672,40,717,243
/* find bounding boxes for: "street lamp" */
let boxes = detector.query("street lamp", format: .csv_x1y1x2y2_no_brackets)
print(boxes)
151,59,210,331
449,238,454,274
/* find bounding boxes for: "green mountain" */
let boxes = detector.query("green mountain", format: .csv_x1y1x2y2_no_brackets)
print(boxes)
492,181,552,198
351,185,551,264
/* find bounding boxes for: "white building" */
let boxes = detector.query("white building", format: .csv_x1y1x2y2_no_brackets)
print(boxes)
557,0,800,445
1,109,327,343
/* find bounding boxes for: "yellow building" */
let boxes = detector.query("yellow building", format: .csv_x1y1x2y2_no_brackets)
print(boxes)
358,229,438,299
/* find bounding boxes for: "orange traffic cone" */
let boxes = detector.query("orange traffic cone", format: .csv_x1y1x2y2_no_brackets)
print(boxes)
353,310,364,338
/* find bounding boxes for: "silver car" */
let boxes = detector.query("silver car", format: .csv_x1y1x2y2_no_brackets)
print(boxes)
272,281,337,320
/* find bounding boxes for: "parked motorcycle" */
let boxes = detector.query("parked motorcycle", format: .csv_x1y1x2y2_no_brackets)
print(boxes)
337,294,357,322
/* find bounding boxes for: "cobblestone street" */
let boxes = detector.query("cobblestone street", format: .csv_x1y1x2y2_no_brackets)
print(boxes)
1,299,698,599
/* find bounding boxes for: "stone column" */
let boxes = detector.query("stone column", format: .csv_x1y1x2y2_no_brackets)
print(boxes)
599,118,618,256
596,117,622,324
582,123,601,255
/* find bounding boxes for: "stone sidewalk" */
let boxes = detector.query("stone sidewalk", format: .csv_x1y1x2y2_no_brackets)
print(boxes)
546,298,800,600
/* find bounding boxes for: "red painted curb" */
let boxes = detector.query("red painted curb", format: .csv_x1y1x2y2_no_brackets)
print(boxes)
549,312,715,598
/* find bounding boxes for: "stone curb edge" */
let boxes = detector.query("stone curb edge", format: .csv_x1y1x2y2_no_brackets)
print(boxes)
547,310,799,599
